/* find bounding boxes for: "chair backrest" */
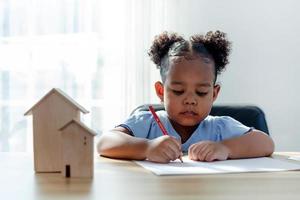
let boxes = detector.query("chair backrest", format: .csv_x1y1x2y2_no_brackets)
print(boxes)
131,104,269,135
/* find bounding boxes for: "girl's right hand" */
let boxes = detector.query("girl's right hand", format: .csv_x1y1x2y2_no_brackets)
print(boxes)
146,135,183,163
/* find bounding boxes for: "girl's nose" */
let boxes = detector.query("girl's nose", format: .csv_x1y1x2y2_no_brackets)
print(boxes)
183,93,197,105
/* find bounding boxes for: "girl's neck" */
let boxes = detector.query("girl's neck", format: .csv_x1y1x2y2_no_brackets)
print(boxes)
169,118,199,144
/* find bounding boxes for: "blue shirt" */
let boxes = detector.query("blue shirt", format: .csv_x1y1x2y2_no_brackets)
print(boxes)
118,110,251,152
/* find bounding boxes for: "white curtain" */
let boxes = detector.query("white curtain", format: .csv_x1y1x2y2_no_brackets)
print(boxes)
0,0,102,152
0,0,166,152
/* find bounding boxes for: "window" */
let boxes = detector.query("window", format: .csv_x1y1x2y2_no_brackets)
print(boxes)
0,0,125,152
0,0,161,152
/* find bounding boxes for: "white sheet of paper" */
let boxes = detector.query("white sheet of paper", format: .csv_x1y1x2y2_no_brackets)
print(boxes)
289,156,300,161
135,157,300,175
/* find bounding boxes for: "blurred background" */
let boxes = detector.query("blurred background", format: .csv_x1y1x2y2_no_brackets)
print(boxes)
0,0,299,153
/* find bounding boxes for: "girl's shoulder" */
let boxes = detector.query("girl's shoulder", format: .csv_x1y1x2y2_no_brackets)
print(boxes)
202,115,246,129
204,115,239,124
203,115,250,139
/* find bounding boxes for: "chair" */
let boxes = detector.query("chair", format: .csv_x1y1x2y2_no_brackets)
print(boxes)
131,104,269,135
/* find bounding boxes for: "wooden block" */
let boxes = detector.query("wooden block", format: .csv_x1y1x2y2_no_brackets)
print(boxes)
24,88,89,172
60,119,96,178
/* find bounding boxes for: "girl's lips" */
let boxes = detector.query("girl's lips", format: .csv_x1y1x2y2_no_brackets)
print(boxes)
180,111,198,116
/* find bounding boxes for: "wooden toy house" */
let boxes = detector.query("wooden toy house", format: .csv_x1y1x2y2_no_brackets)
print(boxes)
24,88,89,172
59,119,96,178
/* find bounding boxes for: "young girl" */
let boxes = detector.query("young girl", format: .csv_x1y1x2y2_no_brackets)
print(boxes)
97,31,274,163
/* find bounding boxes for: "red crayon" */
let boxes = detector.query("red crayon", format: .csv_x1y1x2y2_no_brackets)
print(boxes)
148,105,168,135
148,105,183,163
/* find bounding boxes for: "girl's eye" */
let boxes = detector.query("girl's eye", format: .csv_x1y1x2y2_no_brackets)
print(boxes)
172,90,184,95
196,91,208,96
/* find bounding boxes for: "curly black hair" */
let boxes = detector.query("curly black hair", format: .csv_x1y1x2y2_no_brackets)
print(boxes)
148,31,231,83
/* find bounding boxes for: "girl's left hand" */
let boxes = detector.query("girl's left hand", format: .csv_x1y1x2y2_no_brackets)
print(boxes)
188,141,230,162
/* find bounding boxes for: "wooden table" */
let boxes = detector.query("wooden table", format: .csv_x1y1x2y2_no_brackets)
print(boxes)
1,152,300,200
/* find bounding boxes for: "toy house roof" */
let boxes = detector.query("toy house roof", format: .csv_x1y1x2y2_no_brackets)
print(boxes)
59,119,97,137
24,88,89,116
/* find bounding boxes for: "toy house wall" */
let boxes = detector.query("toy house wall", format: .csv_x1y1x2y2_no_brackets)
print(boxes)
32,94,81,172
61,124,94,178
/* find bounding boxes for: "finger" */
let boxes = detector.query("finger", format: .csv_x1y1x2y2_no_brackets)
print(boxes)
171,148,182,161
188,144,197,160
150,153,168,163
205,151,216,162
156,136,179,160
164,148,181,162
165,141,182,160
162,148,175,160
190,144,203,160
198,143,215,160
198,145,211,161
170,136,182,151
192,143,207,161
167,139,182,159
188,144,194,157
160,151,172,163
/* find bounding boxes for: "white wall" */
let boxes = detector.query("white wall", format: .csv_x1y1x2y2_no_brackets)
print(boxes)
148,0,300,151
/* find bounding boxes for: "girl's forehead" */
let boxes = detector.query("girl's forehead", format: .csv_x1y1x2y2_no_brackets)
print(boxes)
166,56,215,83
169,57,214,73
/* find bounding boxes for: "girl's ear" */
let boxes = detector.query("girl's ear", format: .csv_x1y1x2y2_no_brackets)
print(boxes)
213,84,220,102
154,81,164,102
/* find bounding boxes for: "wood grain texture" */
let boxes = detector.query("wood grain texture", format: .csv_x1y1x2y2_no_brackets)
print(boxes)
0,152,300,200
32,93,81,172
61,120,94,178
